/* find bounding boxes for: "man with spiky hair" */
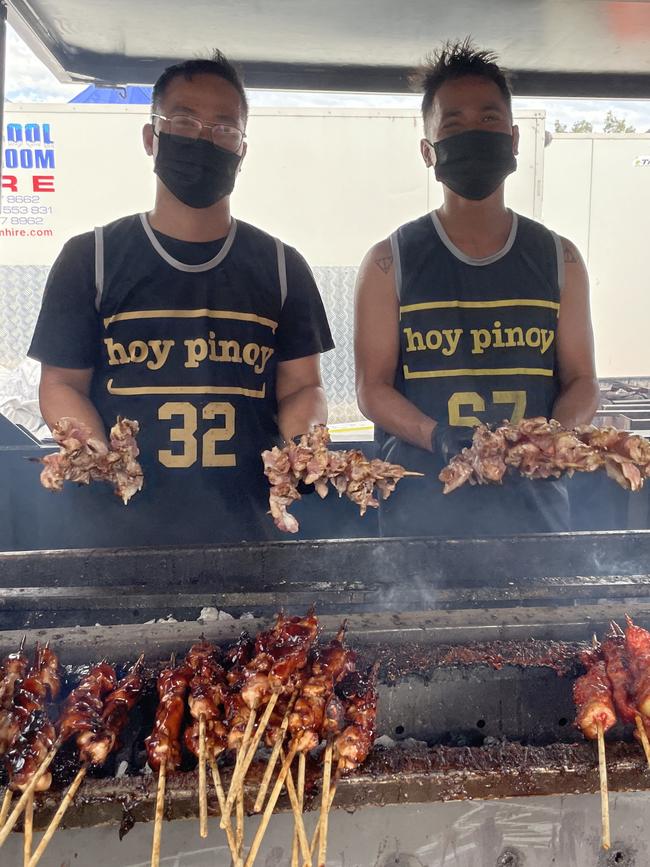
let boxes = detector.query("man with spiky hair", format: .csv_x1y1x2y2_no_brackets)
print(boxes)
355,39,598,537
28,52,333,544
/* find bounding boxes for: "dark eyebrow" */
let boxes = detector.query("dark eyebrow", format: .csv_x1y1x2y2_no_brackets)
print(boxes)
441,109,463,120
481,102,506,113
167,105,240,126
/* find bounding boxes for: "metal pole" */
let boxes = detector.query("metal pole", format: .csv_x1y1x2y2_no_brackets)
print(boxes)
0,1,7,206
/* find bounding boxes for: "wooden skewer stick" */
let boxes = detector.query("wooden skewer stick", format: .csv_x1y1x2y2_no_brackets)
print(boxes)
244,745,299,867
252,699,295,813
316,742,333,867
291,753,306,867
23,793,34,867
0,789,12,828
281,751,312,867
198,715,208,839
0,740,60,849
309,772,339,857
27,766,87,867
224,692,280,822
151,760,167,867
236,788,245,862
596,720,611,851
401,471,425,477
208,758,239,864
222,706,258,827
635,714,650,767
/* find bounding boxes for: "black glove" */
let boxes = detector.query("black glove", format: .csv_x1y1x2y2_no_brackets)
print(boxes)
431,423,474,463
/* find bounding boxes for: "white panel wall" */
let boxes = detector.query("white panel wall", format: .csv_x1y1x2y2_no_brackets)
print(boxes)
543,134,650,377
2,105,540,268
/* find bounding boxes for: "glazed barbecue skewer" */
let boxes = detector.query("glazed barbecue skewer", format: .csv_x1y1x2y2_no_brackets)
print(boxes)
573,639,615,850
145,657,191,867
27,656,145,867
0,645,61,847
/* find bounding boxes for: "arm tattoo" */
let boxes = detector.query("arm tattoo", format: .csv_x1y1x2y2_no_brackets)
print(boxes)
562,240,578,264
375,255,394,274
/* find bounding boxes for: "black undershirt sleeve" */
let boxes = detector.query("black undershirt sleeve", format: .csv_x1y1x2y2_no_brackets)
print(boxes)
275,245,335,362
27,232,100,369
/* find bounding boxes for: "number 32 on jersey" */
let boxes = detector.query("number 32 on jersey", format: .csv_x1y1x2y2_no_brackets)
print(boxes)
448,390,527,427
158,401,236,468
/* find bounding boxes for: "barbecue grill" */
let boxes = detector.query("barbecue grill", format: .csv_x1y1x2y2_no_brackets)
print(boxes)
1,531,650,866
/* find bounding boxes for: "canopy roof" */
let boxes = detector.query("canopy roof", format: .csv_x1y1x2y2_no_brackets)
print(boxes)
6,0,650,97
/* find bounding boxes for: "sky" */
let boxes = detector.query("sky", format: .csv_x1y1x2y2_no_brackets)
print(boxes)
5,24,650,132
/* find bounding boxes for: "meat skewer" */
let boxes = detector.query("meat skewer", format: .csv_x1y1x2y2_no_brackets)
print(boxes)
622,615,650,763
311,664,379,865
223,612,319,825
439,416,650,494
248,625,356,867
38,416,144,504
573,640,615,850
182,642,237,853
0,637,29,825
27,656,146,867
0,645,61,849
23,660,120,867
145,658,192,867
262,425,422,532
601,621,650,766
0,636,29,720
252,693,297,813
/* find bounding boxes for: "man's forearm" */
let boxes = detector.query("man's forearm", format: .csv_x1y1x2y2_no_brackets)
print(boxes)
358,383,435,452
39,382,108,444
552,376,600,428
277,385,328,442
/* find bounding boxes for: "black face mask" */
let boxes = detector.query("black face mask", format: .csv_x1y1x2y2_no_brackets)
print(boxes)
154,132,242,209
433,129,516,201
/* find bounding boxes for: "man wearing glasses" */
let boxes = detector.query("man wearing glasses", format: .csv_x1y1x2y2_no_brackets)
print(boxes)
28,52,334,544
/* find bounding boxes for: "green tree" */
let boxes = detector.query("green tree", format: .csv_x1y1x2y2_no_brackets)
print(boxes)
603,110,636,134
554,120,567,132
571,119,593,133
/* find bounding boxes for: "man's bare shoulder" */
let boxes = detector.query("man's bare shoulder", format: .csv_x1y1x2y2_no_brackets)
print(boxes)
559,236,585,266
363,238,393,276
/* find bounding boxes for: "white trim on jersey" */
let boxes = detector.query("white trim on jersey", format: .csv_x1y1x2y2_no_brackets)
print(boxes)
274,237,288,309
94,226,104,312
138,212,238,273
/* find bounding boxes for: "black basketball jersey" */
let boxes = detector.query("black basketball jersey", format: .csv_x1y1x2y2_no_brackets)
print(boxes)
91,214,287,478
379,210,569,536
29,213,333,544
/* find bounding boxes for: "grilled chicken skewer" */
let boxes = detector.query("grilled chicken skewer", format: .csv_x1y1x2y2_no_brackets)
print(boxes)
145,659,193,867
224,612,319,822
0,638,30,826
0,645,61,849
310,663,379,865
573,641,615,850
27,655,146,867
182,643,233,845
247,625,356,867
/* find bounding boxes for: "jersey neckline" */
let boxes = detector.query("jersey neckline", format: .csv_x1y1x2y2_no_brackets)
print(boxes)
138,212,238,273
430,209,518,266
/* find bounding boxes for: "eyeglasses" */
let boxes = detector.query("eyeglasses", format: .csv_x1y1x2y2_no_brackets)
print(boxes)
152,114,246,152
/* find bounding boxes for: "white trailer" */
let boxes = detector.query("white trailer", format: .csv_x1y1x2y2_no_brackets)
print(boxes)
1,104,648,427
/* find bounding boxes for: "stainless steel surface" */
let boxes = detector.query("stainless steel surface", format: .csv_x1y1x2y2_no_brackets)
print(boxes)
3,532,650,628
2,794,647,866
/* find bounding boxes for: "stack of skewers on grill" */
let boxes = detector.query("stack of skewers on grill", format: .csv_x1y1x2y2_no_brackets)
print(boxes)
0,641,145,865
573,617,650,851
8,611,650,861
144,612,377,867
0,612,378,867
